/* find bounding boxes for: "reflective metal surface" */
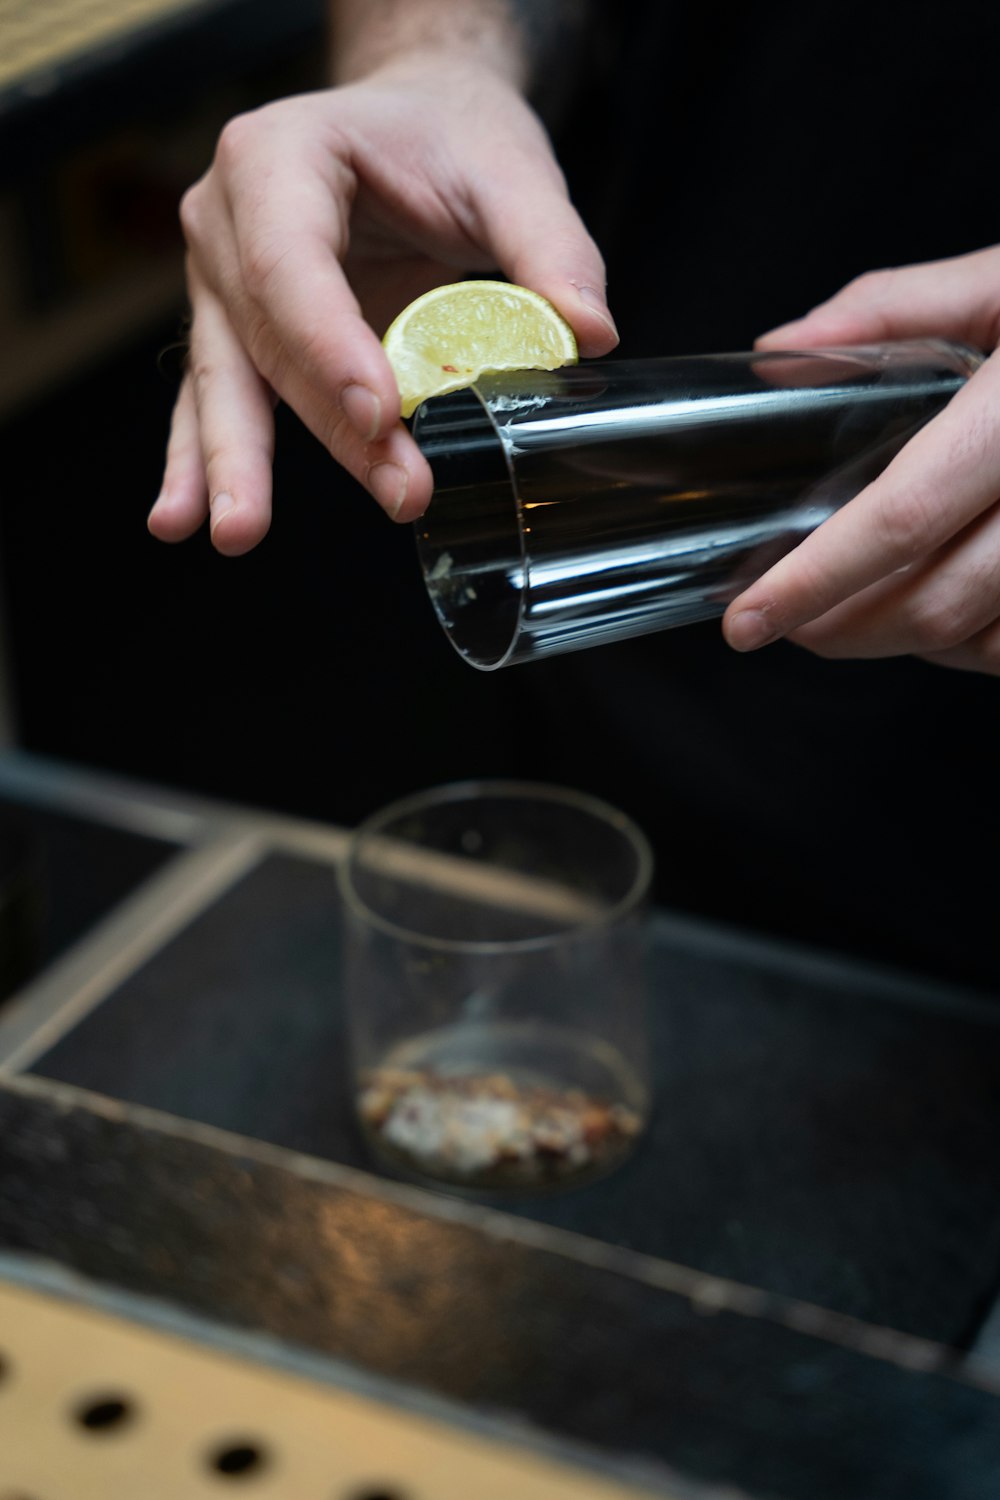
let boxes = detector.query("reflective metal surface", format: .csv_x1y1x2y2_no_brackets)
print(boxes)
414,342,981,670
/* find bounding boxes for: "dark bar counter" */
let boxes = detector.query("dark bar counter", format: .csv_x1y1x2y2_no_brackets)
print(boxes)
0,750,998,1499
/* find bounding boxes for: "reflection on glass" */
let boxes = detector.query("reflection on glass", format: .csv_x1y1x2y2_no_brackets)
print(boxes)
413,341,982,670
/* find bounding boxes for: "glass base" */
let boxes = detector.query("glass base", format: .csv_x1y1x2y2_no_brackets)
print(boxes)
356,1020,649,1195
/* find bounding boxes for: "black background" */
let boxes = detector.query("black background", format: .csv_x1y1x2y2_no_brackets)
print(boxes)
3,0,999,990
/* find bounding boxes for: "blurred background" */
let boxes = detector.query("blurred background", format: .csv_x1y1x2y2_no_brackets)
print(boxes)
0,0,528,812
2,0,1000,993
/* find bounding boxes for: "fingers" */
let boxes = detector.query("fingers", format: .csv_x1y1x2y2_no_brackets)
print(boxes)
239,242,434,519
149,375,208,543
471,157,620,358
785,498,1000,660
235,287,433,525
205,115,403,442
746,242,1000,676
227,216,405,446
722,349,1000,652
155,275,277,556
190,133,433,522
757,245,1000,351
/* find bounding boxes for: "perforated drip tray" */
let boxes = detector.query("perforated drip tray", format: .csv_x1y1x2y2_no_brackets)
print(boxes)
0,1274,653,1500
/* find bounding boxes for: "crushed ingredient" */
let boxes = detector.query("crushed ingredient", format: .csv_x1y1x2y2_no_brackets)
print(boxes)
358,1066,643,1189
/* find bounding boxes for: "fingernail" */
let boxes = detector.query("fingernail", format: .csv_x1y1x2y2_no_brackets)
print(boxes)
727,608,781,652
341,382,382,442
367,461,408,519
209,491,236,531
577,285,619,341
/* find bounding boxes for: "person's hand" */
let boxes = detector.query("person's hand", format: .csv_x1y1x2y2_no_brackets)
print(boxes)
723,244,1000,675
148,60,618,555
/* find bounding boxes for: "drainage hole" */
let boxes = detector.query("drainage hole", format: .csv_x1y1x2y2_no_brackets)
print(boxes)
210,1442,268,1478
74,1395,136,1432
347,1490,410,1500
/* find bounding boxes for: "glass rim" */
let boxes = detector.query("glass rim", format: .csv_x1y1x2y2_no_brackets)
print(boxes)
413,384,526,671
337,778,654,953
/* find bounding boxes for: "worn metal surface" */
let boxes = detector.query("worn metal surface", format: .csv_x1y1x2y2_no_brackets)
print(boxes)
21,844,1000,1345
1,1076,1000,1500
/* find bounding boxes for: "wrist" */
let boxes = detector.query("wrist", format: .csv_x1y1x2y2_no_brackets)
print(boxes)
330,0,529,91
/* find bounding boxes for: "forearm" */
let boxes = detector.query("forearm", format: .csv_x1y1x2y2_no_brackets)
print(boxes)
330,0,591,96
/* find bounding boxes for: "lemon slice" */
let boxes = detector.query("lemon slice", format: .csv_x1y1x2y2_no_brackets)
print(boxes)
383,279,578,418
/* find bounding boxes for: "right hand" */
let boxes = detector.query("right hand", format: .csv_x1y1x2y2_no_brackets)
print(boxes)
149,59,619,556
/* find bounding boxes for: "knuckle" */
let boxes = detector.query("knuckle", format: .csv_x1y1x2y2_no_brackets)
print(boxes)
870,486,938,565
215,111,259,170
239,235,289,302
843,266,898,305
946,398,993,471
186,354,219,390
200,440,234,478
295,322,340,382
238,307,275,374
178,183,204,243
201,445,249,482
792,627,842,660
317,405,350,459
766,552,830,630
809,641,847,662
907,591,977,653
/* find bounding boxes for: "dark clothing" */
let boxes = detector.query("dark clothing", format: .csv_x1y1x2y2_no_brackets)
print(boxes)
513,0,1000,992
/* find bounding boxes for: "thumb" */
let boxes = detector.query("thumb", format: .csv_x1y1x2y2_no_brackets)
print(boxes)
756,246,1000,352
472,162,620,358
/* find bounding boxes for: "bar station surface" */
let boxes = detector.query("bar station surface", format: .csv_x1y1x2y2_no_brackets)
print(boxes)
0,751,998,1499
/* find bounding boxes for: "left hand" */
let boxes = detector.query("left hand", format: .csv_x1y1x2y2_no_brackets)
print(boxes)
722,244,1000,675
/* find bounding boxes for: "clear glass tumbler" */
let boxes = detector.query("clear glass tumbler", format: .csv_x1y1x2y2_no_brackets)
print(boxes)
338,781,653,1193
412,340,982,669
